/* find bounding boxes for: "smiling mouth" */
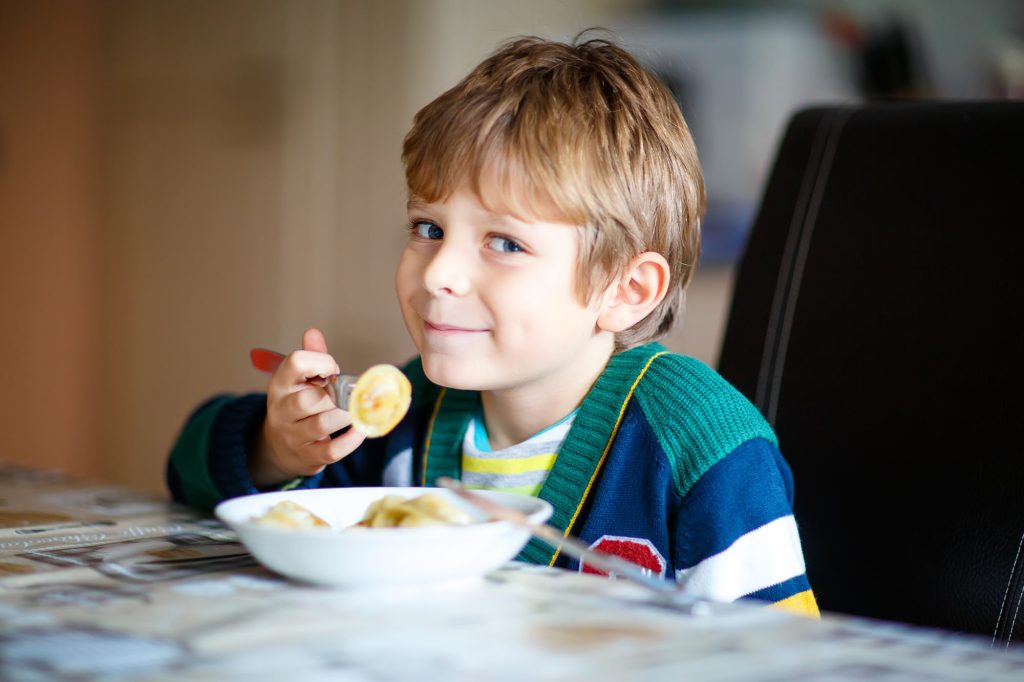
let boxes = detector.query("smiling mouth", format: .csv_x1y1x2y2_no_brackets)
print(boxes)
424,321,487,334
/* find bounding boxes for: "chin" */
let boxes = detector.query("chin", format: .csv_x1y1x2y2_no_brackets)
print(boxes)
419,354,486,391
419,356,475,387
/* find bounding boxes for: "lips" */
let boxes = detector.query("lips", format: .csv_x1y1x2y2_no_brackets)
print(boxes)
419,318,489,352
424,320,487,334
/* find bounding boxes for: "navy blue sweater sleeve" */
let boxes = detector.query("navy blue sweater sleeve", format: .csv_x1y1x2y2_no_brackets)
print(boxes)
167,391,397,512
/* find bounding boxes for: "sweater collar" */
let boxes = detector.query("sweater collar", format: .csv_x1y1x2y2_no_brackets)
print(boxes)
418,343,668,564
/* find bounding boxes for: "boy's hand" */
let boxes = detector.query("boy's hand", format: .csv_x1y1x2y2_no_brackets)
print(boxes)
251,328,367,488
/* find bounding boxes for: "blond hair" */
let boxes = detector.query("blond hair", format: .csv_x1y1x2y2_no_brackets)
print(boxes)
402,33,705,348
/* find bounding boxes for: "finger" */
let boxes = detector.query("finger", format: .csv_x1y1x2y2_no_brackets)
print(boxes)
302,327,328,354
293,407,350,445
275,386,336,423
269,350,340,393
304,427,367,466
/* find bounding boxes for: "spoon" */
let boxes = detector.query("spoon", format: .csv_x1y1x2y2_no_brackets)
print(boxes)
436,476,710,613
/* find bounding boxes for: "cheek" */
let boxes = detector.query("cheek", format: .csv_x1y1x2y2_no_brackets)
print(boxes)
394,250,418,299
492,272,592,335
394,253,422,332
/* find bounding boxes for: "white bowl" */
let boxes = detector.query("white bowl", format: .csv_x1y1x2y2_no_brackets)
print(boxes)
214,487,552,588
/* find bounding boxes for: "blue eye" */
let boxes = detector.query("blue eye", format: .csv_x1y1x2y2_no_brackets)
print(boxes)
488,236,524,253
411,221,443,240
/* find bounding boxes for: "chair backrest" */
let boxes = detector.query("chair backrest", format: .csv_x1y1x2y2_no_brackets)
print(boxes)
718,102,1024,644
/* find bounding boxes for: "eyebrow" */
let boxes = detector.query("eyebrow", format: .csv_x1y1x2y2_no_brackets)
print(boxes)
481,212,518,229
406,197,531,231
407,198,513,223
406,199,433,212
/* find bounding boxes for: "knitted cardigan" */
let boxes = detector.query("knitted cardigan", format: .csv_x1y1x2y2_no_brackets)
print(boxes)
167,343,818,616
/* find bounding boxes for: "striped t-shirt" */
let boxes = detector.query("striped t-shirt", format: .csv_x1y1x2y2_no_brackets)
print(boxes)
460,410,576,496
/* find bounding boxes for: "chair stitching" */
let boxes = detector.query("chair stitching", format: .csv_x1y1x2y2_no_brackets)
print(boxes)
766,108,853,423
993,527,1024,646
1007,582,1024,649
756,111,836,411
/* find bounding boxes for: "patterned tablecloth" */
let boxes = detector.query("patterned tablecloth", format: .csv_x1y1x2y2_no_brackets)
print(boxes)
1,462,1022,681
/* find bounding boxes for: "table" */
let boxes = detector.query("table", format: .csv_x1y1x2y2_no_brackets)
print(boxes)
1,462,1022,681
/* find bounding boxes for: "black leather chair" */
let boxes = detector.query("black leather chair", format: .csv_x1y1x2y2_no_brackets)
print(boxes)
718,102,1024,644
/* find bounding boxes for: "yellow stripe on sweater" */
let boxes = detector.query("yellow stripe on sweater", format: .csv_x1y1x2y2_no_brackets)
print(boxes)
464,482,543,497
420,388,447,486
462,452,557,475
771,589,820,618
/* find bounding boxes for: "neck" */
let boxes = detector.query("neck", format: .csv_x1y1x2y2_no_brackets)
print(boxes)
479,334,615,450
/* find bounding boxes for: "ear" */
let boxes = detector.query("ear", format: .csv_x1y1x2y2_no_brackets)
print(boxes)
596,252,671,333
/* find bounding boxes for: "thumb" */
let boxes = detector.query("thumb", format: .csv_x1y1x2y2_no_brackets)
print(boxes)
302,327,328,354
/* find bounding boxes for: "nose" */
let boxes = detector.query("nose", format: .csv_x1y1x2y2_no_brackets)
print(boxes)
422,242,472,297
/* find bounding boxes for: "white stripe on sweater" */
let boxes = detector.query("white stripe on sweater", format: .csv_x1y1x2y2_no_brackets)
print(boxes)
674,515,807,602
382,447,413,487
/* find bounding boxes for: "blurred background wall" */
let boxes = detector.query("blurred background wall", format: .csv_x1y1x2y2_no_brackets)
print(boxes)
1,0,1021,494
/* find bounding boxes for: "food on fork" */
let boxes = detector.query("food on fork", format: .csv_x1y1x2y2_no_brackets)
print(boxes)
348,365,412,438
354,492,471,528
251,500,330,530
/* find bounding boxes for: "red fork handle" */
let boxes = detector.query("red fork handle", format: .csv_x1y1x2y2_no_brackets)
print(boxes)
249,347,341,396
250,348,286,375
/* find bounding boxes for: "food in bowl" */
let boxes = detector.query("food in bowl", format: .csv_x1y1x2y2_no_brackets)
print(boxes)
251,500,330,530
354,492,472,528
250,491,473,533
348,365,412,438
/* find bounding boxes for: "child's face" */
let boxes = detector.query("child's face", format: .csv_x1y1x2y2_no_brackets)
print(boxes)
395,185,613,393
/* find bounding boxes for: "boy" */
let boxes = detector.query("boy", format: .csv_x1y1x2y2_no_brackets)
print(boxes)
168,35,818,616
